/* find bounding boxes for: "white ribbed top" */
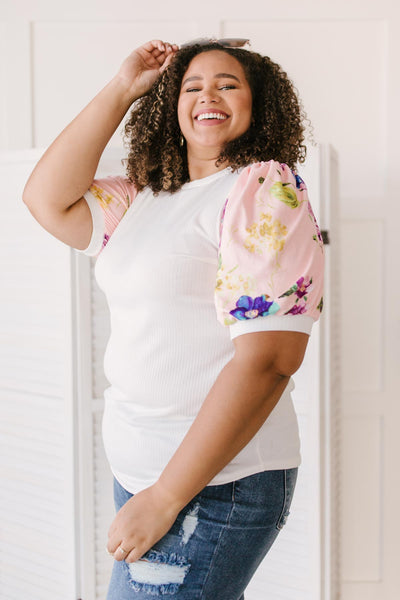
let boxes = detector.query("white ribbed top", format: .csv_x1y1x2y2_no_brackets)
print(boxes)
81,168,305,493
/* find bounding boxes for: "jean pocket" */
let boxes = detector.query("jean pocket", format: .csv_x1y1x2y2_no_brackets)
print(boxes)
275,468,298,531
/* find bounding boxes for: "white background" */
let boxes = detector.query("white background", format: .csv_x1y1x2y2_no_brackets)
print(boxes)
0,1,399,599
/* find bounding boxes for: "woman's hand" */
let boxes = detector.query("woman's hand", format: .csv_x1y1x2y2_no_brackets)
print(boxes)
106,482,182,563
116,39,178,100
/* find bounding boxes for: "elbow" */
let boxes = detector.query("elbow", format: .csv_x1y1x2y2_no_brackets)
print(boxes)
22,180,34,207
262,359,293,383
22,186,29,205
23,171,43,207
272,350,307,379
232,330,309,380
230,353,292,385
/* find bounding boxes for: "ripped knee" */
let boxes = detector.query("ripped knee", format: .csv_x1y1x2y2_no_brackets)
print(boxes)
179,502,200,545
125,502,201,595
125,549,190,596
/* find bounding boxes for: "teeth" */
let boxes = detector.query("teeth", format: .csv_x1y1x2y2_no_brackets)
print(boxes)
197,112,227,121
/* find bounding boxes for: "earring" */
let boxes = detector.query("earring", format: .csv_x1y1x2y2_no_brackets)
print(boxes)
180,135,185,147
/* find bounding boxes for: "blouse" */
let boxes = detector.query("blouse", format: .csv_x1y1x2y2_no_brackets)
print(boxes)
78,160,324,493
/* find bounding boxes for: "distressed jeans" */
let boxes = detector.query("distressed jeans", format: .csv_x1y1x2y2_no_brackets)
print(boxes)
107,468,298,599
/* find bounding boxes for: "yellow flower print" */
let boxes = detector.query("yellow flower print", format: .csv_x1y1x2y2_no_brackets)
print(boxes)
244,212,287,255
215,267,256,297
224,315,237,326
244,242,256,253
270,182,299,209
90,184,114,209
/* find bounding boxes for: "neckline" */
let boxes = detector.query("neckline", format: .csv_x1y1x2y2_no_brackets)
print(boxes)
182,167,233,189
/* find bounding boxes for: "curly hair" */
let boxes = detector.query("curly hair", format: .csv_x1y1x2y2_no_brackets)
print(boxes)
123,43,309,193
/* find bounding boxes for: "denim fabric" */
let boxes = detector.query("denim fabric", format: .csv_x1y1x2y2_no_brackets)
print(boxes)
107,468,298,599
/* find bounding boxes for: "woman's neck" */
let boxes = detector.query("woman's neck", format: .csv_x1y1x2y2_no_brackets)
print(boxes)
187,151,229,181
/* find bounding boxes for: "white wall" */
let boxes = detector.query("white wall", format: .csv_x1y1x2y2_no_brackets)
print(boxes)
1,1,399,599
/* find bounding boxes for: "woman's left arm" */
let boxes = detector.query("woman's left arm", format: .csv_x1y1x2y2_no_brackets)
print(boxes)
107,329,309,563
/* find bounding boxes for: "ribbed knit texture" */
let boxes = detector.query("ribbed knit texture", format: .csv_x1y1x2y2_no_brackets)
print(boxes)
81,168,307,493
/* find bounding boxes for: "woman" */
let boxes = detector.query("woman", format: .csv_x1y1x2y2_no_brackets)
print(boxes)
23,39,324,599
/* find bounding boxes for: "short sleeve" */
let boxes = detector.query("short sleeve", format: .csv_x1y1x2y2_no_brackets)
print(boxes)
215,161,324,339
77,175,138,257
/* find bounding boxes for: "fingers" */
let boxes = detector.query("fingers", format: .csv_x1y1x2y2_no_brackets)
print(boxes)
107,540,130,562
160,49,177,72
106,540,144,563
144,40,179,52
144,40,178,56
107,523,141,563
144,40,178,67
143,39,167,52
125,547,143,563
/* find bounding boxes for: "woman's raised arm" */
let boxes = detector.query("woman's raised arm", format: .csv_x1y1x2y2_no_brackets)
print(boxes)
22,40,177,250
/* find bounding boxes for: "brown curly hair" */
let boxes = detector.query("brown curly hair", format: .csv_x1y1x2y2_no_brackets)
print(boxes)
123,42,309,193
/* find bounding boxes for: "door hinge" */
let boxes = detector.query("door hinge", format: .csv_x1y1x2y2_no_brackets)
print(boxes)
321,230,330,245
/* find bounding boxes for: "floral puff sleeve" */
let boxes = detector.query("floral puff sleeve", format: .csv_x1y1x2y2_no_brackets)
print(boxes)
215,161,324,339
77,175,138,258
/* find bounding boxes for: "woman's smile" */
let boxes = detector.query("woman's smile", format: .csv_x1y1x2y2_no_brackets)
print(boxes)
195,109,229,124
178,50,252,159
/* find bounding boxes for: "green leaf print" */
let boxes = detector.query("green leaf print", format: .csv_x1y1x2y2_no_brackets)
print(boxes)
270,182,299,209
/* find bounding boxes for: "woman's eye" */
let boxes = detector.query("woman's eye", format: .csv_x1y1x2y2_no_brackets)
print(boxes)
184,85,236,93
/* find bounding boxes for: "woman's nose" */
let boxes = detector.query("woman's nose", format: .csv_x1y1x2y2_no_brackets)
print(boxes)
199,88,220,103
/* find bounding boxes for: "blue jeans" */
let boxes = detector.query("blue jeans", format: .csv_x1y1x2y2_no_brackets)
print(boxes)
107,468,298,599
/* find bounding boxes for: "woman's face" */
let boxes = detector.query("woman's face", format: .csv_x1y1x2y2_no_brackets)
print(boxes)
177,50,252,158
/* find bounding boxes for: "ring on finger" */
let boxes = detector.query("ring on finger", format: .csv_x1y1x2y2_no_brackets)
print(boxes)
117,545,128,556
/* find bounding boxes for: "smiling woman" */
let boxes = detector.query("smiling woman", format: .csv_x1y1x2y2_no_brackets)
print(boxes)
122,41,308,193
22,38,323,599
177,51,253,178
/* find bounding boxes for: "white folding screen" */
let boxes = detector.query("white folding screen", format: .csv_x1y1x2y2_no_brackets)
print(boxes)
0,151,79,600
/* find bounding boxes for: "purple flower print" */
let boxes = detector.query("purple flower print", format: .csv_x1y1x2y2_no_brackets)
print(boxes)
102,233,110,248
230,295,280,321
285,302,307,315
279,276,313,300
307,201,323,245
294,276,312,299
293,172,307,191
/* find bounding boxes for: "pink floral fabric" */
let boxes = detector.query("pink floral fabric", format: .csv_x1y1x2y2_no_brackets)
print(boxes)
86,175,137,254
215,161,324,327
